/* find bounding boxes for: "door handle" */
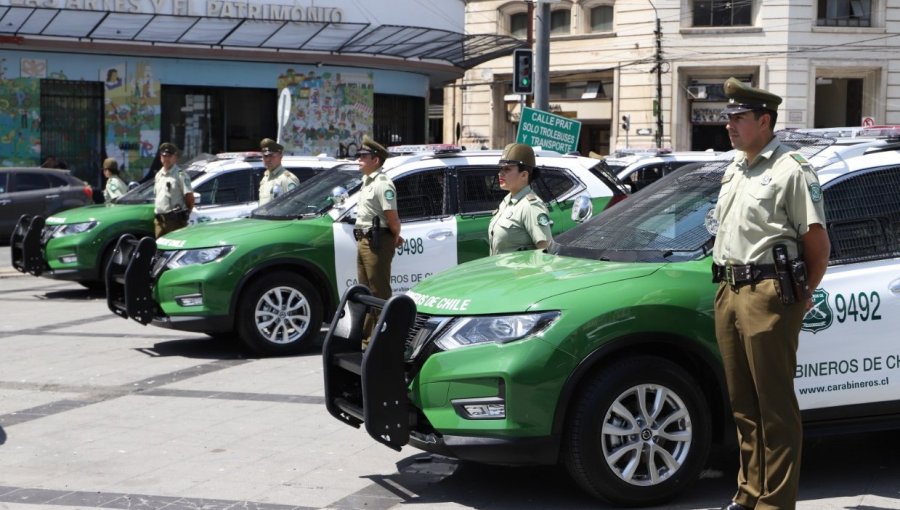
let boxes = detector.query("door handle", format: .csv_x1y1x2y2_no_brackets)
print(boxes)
44,194,60,199
890,277,900,294
0,199,10,205
427,229,454,240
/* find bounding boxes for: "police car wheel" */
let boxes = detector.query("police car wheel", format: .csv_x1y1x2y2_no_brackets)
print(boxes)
237,271,323,356
562,356,711,506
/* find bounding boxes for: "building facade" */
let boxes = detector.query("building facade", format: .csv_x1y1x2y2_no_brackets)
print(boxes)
0,0,520,187
452,0,900,154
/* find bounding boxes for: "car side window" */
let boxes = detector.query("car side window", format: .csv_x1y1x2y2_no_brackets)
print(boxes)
395,169,445,221
46,174,69,188
285,166,321,182
15,173,51,192
824,165,900,265
195,170,254,206
0,174,7,193
531,166,579,202
457,167,506,214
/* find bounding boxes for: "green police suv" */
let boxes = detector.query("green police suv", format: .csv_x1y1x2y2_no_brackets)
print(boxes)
10,153,341,289
108,148,626,356
323,134,900,506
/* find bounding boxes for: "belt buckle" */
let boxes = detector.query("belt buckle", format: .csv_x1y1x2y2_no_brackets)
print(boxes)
725,265,736,286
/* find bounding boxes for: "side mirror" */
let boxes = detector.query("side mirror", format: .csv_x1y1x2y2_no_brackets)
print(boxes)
127,181,140,191
571,195,593,223
193,191,201,206
330,186,349,209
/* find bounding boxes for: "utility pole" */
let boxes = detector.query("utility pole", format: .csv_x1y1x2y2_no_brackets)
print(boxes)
533,0,551,111
652,5,663,148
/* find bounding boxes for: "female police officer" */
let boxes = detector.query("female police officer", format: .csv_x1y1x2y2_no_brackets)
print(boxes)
488,143,553,255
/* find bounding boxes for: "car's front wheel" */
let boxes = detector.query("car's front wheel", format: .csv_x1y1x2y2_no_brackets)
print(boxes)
563,356,711,507
236,271,323,356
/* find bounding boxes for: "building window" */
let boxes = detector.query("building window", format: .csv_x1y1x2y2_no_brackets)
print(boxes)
590,5,614,32
818,0,871,26
550,9,572,34
693,0,751,26
510,12,530,37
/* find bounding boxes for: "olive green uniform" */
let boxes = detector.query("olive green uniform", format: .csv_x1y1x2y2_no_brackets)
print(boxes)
104,176,127,202
154,165,193,238
712,136,826,510
258,165,299,205
488,185,552,255
355,169,397,300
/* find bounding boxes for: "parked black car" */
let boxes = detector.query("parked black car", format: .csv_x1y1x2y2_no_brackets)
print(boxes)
1,167,94,242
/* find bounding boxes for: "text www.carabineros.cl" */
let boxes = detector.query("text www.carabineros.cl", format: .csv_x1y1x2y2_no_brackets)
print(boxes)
798,376,890,395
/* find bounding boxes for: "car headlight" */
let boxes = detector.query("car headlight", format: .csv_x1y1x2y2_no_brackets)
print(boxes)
166,246,233,269
51,221,98,238
434,311,560,351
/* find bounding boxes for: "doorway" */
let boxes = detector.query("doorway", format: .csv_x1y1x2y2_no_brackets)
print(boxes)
814,78,863,127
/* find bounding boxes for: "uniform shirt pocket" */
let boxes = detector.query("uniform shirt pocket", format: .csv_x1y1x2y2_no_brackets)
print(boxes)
747,184,777,224
497,216,520,231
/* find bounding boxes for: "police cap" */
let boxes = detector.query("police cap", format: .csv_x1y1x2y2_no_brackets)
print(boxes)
722,77,782,116
102,157,119,173
499,143,535,168
260,138,284,155
159,142,179,156
356,135,389,161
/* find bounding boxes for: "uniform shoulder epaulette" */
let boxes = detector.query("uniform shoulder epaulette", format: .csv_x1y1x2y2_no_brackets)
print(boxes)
789,152,812,169
526,192,540,202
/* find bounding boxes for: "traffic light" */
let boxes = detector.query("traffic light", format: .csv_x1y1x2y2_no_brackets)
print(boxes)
621,114,631,132
513,48,534,95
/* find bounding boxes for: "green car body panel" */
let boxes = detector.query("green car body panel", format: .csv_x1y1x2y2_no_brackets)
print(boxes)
407,252,721,439
44,203,155,281
151,216,338,325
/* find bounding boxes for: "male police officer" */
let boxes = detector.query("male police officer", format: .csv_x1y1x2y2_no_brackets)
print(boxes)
354,136,402,346
258,138,299,205
154,142,194,238
712,78,830,510
489,143,552,255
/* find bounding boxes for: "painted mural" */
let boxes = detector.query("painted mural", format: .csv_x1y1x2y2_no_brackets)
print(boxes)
277,69,373,157
0,58,41,166
105,62,161,181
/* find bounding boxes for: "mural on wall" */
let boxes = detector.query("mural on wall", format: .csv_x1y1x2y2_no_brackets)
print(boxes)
105,62,160,181
277,69,373,157
0,58,41,166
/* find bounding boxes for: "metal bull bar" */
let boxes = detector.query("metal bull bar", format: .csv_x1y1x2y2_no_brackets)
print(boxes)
106,235,158,325
322,285,417,451
10,214,47,275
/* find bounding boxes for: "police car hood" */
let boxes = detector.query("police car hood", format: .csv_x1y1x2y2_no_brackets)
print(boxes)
44,203,152,225
154,218,298,250
408,251,660,315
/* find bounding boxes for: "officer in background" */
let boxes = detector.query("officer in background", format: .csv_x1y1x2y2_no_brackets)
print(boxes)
354,135,402,347
258,138,299,205
488,143,553,255
712,77,830,510
154,142,194,238
102,158,127,202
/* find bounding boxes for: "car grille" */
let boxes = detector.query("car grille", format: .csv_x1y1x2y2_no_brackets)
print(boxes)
150,251,176,280
404,313,453,363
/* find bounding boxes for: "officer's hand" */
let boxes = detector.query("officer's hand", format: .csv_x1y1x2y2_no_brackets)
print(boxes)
394,235,403,248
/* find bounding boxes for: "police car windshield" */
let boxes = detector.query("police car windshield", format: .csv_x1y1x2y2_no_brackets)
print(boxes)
116,170,202,204
252,164,362,219
550,161,726,263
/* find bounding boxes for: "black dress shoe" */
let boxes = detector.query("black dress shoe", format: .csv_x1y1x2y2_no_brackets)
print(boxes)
722,502,752,510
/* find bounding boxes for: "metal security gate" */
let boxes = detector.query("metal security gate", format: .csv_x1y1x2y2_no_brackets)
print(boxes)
40,79,104,190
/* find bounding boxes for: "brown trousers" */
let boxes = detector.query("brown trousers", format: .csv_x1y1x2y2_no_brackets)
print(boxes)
357,232,395,345
154,215,188,238
715,279,807,510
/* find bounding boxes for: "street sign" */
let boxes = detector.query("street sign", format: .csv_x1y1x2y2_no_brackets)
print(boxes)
862,116,875,127
636,128,653,136
516,106,582,154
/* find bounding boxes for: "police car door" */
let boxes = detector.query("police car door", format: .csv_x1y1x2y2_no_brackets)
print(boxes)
795,165,900,410
189,167,260,225
332,168,456,295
